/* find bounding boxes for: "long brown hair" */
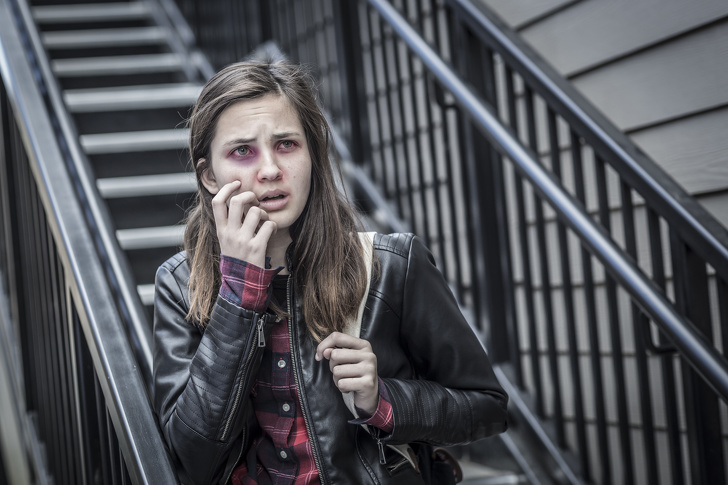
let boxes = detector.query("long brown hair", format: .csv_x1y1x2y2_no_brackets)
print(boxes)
184,61,369,341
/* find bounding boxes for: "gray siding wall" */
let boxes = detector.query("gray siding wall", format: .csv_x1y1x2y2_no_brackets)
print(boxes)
480,0,728,483
483,0,728,224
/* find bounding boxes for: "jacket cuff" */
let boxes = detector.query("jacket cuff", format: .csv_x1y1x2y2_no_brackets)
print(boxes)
348,378,394,434
219,255,282,311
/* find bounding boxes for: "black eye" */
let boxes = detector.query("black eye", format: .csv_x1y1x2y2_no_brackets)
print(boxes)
234,146,250,156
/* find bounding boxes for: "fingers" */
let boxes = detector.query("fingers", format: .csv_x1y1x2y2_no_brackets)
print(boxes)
315,332,370,361
227,191,260,230
316,332,380,414
210,182,277,265
210,180,241,228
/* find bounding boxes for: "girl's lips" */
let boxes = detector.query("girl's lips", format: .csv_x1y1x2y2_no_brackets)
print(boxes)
258,194,289,211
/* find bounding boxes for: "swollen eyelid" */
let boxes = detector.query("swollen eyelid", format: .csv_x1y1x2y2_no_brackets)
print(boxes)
232,146,252,157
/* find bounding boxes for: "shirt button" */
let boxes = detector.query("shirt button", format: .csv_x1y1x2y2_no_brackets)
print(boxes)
279,450,288,460
277,359,286,369
282,403,291,412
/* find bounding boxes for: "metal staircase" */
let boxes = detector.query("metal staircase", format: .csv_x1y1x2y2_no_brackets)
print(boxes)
8,2,529,483
31,0,208,315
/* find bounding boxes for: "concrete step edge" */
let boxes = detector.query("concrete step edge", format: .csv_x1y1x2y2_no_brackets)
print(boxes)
42,26,167,49
64,83,201,112
137,283,155,306
33,2,150,23
80,128,188,154
117,224,185,250
97,172,195,198
52,53,183,77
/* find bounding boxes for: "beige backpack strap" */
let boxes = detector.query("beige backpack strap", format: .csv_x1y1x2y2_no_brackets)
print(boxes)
341,232,375,416
340,232,418,471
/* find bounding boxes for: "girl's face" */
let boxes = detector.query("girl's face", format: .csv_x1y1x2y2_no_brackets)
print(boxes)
200,94,312,243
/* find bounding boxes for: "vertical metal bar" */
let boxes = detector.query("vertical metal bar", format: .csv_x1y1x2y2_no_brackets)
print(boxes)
94,370,112,485
646,208,684,485
525,88,565,443
66,282,88,485
107,411,120,485
333,0,371,167
506,67,537,393
671,233,725,485
423,2,457,296
365,5,391,200
38,183,60,483
378,15,406,219
387,0,418,234
718,274,728,483
451,14,497,335
549,112,589,479
258,0,272,42
48,225,70,484
719,276,728,374
595,155,634,484
74,306,97,485
620,181,659,484
27,166,52,456
480,38,518,367
401,0,431,243
572,132,611,484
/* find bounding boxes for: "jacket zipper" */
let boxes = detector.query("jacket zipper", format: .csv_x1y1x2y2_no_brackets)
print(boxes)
222,428,246,484
220,313,266,441
287,275,327,483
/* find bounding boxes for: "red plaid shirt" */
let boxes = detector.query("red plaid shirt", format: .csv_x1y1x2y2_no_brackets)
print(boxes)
219,256,394,484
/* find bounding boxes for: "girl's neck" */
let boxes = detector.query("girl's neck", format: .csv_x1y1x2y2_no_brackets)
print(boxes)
267,230,292,274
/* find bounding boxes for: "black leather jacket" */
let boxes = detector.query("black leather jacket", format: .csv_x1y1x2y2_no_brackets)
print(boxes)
153,233,508,485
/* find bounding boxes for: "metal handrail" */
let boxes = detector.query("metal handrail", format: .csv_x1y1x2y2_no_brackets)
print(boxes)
366,0,728,400
145,0,216,80
447,0,728,279
0,0,177,482
10,0,158,384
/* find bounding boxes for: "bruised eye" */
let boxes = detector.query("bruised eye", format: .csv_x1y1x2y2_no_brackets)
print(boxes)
232,146,251,157
278,140,297,151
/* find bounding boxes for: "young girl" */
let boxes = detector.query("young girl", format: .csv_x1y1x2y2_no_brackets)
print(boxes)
152,60,508,485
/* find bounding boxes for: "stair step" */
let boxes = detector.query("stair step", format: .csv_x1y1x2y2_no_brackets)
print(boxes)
42,27,167,49
97,173,196,198
52,53,183,77
138,284,155,306
64,83,202,112
32,2,150,24
459,461,528,485
117,225,185,250
80,129,188,154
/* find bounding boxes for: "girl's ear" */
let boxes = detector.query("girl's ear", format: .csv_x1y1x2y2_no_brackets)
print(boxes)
198,158,219,194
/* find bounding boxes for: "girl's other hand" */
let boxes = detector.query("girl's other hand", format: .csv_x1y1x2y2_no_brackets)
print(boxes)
315,332,379,415
211,180,277,268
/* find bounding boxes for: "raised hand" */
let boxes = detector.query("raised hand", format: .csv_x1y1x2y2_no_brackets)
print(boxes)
211,180,277,268
315,332,380,415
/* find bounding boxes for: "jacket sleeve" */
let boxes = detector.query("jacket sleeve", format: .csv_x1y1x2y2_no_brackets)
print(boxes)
381,235,508,446
152,261,273,485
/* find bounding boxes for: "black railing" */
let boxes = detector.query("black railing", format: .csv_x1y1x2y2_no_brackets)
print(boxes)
0,0,178,482
175,1,728,484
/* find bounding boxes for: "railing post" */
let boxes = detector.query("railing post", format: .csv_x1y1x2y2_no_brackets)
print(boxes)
449,18,513,361
671,234,726,485
332,0,370,167
258,0,272,42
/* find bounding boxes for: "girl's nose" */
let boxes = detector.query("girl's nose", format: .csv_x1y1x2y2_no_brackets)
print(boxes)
258,150,283,181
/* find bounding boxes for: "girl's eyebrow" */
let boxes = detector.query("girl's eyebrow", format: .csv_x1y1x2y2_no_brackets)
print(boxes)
272,131,302,141
222,131,303,148
222,137,255,148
